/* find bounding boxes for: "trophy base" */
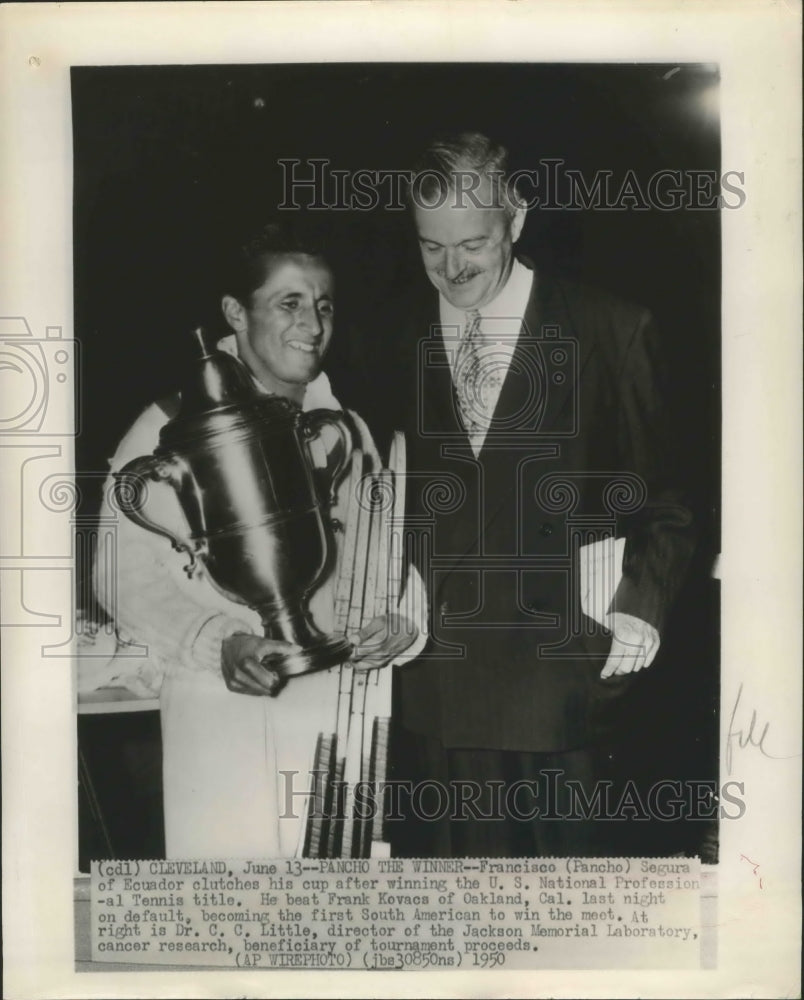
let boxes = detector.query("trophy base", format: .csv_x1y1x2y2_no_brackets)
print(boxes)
263,633,354,682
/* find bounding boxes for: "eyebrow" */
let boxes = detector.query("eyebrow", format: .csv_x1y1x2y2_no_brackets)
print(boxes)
268,287,333,299
418,235,487,248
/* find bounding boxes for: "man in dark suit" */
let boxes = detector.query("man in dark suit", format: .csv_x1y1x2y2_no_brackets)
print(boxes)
380,132,696,858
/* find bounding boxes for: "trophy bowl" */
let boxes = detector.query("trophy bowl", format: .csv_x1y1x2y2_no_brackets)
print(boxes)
113,329,354,687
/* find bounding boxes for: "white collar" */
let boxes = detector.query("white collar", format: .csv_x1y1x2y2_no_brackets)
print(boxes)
215,333,338,411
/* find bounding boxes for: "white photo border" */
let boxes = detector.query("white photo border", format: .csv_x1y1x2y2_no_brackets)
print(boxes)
1,2,800,998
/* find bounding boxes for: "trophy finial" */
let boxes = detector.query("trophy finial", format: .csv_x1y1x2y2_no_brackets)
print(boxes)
179,326,258,410
191,326,215,358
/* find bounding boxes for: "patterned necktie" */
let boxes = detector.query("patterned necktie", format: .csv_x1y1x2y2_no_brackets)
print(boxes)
454,309,497,439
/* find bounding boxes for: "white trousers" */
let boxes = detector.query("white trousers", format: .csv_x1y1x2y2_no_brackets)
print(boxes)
160,665,341,859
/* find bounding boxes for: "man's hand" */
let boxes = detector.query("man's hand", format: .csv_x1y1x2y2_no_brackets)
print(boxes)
600,613,660,679
221,632,300,696
352,613,419,671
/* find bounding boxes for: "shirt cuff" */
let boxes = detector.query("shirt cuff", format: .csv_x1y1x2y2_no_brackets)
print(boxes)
392,564,429,666
181,613,256,676
605,611,660,646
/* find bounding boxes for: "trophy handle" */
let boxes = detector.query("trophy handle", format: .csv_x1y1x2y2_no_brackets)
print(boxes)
113,454,207,578
301,409,354,505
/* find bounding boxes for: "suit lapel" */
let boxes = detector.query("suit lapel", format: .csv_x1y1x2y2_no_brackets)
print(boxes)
482,265,580,444
421,319,464,439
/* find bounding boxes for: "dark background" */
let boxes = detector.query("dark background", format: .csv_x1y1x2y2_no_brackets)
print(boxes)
73,63,720,864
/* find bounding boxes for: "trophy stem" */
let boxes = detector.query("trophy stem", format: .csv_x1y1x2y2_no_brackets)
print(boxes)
258,603,353,679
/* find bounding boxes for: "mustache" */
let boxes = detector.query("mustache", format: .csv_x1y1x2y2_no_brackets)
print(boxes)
439,268,482,282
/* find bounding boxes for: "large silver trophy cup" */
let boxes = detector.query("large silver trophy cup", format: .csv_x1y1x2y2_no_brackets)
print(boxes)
113,328,354,686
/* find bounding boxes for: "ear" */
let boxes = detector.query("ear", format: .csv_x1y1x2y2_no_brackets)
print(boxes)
221,295,247,335
509,203,527,244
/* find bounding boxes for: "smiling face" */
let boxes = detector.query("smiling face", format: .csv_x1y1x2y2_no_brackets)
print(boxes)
222,254,334,400
413,177,525,311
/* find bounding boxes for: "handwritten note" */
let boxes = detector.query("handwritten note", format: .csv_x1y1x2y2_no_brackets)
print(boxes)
726,682,797,775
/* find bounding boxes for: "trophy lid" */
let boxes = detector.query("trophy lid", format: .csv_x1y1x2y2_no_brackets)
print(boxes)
158,328,299,449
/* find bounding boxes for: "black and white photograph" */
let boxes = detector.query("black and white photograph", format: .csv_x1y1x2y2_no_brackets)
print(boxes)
1,3,800,997
72,60,721,868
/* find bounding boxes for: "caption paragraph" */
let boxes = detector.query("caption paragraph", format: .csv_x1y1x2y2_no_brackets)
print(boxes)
91,856,701,970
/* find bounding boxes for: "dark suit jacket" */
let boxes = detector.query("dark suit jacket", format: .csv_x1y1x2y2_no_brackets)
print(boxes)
376,262,695,753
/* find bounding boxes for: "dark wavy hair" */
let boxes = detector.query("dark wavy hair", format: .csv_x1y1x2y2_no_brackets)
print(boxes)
220,219,329,306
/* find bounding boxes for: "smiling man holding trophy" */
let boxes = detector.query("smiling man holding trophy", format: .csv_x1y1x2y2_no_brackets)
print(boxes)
92,221,422,859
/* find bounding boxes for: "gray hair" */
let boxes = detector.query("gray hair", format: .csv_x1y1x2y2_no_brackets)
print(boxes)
408,132,524,217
